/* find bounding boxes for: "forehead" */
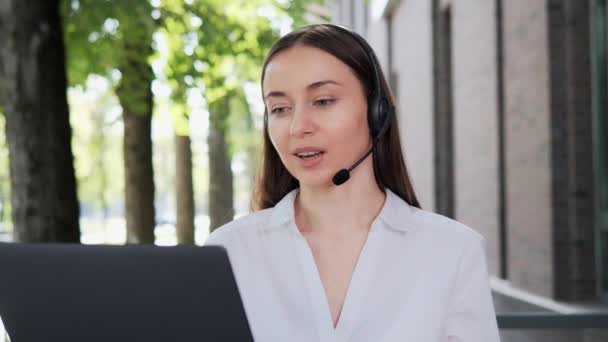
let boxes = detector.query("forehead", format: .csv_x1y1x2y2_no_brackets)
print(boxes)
262,45,360,94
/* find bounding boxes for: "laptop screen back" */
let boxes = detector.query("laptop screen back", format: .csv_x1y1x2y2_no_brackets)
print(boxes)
0,243,253,342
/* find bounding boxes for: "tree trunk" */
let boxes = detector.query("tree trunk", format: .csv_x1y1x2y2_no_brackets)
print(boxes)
116,45,155,244
208,105,233,232
0,0,80,242
175,134,195,244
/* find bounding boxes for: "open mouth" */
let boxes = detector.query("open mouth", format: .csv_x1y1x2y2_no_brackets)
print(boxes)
295,151,324,159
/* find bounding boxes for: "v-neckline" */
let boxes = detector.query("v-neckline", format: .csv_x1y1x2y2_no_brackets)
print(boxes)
292,220,380,340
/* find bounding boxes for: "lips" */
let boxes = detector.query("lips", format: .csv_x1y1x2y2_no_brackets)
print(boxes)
292,147,325,168
293,147,325,159
296,151,323,159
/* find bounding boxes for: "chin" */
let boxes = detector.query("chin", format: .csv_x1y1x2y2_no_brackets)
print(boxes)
293,172,334,189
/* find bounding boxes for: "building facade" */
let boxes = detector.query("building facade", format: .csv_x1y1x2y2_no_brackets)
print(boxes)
330,0,608,339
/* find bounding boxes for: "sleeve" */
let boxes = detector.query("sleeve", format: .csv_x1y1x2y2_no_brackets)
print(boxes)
442,235,501,341
203,225,233,247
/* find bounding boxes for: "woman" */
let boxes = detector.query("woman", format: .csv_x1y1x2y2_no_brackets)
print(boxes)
206,24,501,341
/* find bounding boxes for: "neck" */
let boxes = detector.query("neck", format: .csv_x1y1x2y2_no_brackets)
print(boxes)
294,158,386,237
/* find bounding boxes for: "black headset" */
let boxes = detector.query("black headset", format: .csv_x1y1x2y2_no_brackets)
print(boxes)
325,24,393,140
263,23,393,141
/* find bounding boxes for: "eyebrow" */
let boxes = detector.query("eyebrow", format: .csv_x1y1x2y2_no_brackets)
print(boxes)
264,80,341,100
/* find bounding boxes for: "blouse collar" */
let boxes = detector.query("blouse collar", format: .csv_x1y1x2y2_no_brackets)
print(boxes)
263,188,416,234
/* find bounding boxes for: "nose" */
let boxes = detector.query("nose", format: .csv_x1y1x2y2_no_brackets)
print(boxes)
289,105,316,137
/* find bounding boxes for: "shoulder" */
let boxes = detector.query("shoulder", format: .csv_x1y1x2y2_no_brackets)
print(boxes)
383,189,485,248
410,207,485,246
409,208,489,271
405,207,489,273
204,208,275,246
205,189,298,247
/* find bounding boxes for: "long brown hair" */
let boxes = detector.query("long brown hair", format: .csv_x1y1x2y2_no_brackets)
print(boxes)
251,24,420,210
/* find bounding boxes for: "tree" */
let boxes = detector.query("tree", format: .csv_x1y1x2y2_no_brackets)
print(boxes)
207,92,236,231
0,60,7,226
175,131,195,244
117,13,156,244
63,0,157,244
160,0,282,233
0,0,80,242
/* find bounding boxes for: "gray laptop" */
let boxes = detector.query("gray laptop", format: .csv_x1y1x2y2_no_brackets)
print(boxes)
0,243,253,342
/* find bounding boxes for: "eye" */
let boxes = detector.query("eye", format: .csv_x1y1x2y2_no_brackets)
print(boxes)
314,98,336,107
270,106,289,115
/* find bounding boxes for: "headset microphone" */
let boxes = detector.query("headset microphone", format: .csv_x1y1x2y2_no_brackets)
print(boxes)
332,146,374,186
331,115,388,186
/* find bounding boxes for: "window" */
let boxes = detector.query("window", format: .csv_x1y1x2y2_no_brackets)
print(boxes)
432,0,454,218
591,0,608,301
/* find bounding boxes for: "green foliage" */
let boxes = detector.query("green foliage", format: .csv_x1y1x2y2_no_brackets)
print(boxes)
63,0,157,116
63,0,326,133
61,0,329,218
158,0,281,156
276,0,331,28
115,57,154,115
62,0,155,81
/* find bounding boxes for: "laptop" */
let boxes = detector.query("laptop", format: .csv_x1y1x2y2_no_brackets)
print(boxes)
0,243,253,342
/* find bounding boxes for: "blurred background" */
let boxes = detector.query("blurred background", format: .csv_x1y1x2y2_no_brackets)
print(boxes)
0,0,607,341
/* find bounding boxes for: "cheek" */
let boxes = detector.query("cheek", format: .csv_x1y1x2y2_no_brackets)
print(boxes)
331,111,371,156
267,122,289,156
329,106,370,139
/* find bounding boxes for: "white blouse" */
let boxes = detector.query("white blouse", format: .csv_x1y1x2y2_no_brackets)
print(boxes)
205,189,501,342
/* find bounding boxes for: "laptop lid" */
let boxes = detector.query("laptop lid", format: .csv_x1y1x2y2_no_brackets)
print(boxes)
0,243,253,342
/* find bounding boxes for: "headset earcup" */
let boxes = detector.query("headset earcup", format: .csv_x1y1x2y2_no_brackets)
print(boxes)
367,91,380,138
377,97,392,138
264,109,268,127
367,91,390,139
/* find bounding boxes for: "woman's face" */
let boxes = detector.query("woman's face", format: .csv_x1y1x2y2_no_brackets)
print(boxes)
262,45,371,188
